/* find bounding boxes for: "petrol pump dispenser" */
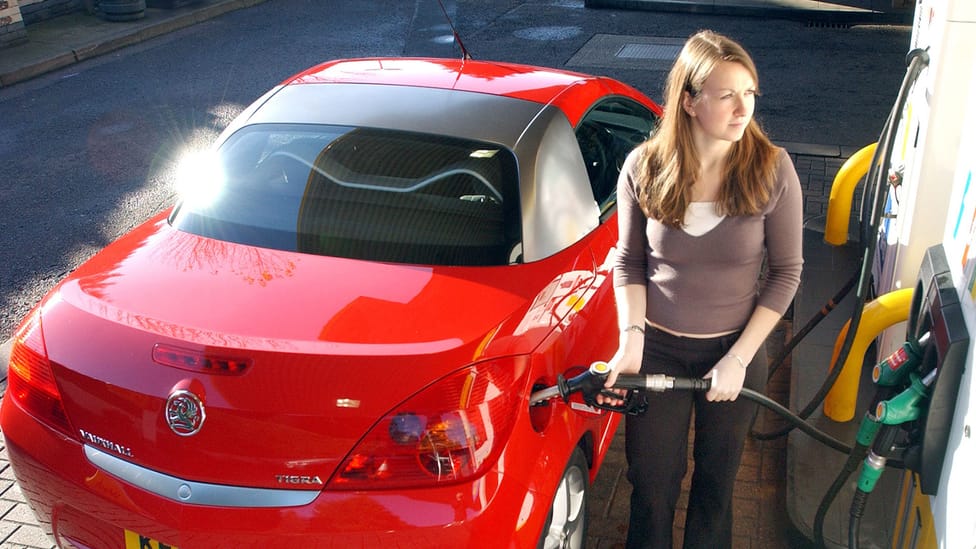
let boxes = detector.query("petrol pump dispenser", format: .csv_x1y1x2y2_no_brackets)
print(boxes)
866,1,976,546
832,1,976,545
806,243,969,548
898,246,970,497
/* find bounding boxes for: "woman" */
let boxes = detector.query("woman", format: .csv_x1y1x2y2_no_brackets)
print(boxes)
599,30,804,548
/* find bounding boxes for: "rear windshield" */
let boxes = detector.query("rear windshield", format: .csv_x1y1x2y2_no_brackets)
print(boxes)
170,124,521,266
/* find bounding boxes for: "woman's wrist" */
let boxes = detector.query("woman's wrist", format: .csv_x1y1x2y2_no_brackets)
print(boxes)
621,323,645,335
725,352,747,368
619,323,646,344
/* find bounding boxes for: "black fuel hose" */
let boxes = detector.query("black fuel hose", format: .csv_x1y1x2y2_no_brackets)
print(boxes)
766,272,857,384
847,425,901,549
611,374,853,454
813,416,877,548
531,370,852,454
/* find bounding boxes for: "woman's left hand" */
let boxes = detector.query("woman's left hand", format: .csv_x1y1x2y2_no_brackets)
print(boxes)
704,354,748,402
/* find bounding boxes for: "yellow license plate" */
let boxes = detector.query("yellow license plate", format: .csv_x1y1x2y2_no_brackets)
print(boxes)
124,529,179,549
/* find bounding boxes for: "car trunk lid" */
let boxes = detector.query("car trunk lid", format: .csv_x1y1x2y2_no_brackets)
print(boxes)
44,218,591,492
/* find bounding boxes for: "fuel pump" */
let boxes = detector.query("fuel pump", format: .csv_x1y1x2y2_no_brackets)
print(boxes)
815,244,970,548
790,0,976,544
898,245,970,496
844,244,969,547
812,334,928,548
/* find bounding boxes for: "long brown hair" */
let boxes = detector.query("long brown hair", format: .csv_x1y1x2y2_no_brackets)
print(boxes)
635,30,778,227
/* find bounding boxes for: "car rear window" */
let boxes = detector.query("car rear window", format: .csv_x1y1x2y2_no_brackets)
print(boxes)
170,124,521,266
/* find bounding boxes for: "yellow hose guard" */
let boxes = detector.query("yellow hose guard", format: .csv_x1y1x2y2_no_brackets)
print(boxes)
824,143,878,246
823,287,914,422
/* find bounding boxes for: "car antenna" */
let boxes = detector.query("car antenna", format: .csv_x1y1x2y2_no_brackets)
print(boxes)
436,0,472,60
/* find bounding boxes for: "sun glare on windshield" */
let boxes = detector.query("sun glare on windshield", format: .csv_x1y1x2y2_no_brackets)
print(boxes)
175,150,225,208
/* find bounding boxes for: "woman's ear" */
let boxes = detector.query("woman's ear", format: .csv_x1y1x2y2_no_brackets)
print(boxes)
682,91,696,117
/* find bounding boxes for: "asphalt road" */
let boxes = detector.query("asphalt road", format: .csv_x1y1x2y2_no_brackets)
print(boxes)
0,0,912,343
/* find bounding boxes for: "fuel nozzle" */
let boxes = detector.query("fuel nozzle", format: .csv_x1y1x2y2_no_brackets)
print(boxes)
873,332,929,387
529,363,711,415
557,361,612,403
547,361,647,415
529,361,611,406
875,368,936,425
854,368,938,501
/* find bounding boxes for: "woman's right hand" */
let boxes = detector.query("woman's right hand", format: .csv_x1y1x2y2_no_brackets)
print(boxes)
596,336,644,406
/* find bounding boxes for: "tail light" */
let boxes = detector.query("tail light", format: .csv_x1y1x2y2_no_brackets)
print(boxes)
329,358,529,490
6,308,73,437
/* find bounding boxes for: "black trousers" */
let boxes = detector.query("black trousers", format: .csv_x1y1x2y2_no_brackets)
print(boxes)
624,326,767,549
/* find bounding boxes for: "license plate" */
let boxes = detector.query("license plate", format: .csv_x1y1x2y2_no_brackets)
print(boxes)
124,529,179,549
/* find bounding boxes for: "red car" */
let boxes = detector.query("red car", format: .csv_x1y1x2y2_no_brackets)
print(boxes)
1,57,660,548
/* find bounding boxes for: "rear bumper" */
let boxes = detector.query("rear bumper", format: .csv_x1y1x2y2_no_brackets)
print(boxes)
1,396,573,549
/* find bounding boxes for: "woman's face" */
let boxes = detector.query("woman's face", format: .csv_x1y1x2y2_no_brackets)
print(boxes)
684,60,756,145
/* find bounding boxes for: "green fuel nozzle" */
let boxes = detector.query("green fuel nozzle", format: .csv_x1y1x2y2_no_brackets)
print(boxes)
873,332,929,387
875,369,937,425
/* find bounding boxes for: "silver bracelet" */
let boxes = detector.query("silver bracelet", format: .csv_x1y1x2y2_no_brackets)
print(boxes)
726,353,747,368
623,324,645,335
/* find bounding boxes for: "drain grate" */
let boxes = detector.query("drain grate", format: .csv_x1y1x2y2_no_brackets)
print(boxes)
806,20,853,28
616,43,683,61
567,34,684,70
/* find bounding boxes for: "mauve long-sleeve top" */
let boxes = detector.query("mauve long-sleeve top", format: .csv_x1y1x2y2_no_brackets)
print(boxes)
612,147,804,334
